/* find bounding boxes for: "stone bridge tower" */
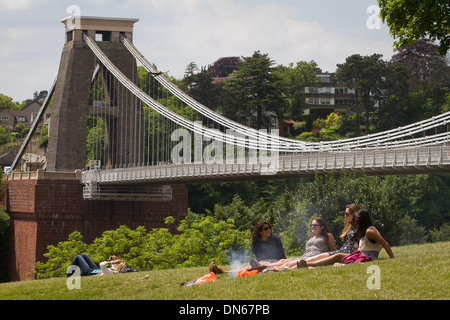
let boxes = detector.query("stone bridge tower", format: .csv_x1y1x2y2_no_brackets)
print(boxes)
4,16,188,281
47,16,142,171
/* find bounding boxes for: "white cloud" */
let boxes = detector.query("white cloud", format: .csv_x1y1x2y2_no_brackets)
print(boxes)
0,25,60,101
0,0,396,101
0,0,34,10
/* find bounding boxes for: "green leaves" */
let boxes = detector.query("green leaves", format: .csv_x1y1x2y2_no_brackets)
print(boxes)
378,0,449,55
34,213,250,279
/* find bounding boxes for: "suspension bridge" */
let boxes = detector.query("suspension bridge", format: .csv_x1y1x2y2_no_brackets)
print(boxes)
4,15,450,281
11,16,450,201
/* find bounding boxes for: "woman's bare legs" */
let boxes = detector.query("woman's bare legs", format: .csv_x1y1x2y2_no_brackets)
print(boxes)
256,259,292,268
303,252,330,263
257,252,338,269
240,252,351,270
300,253,349,267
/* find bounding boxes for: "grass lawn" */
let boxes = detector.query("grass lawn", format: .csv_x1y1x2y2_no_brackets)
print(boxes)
0,242,448,300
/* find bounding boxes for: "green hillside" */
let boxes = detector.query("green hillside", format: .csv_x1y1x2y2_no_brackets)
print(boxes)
0,242,448,301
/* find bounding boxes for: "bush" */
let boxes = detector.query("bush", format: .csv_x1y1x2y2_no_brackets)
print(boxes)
34,212,250,279
396,215,427,245
296,131,313,140
34,231,88,279
429,222,450,242
265,171,404,252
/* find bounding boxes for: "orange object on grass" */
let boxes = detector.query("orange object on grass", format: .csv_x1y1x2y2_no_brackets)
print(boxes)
194,272,217,285
237,269,258,277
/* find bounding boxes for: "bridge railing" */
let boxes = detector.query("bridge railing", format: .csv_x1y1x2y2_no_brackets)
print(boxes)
81,145,450,187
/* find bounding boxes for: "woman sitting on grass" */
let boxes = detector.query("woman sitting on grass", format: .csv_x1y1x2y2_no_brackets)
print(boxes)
210,221,286,274
251,217,336,269
251,221,286,263
344,208,395,262
259,203,361,269
299,208,395,267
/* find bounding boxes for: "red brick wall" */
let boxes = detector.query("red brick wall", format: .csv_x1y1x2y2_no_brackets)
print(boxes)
4,178,188,281
9,217,37,281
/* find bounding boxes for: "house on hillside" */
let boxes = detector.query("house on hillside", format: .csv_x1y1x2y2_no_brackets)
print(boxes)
0,100,49,129
303,69,357,114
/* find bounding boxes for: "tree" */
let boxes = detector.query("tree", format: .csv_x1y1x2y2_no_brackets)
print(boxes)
226,51,284,129
374,63,411,130
378,0,450,55
390,39,450,88
86,116,106,167
211,57,242,77
33,90,48,103
381,174,450,230
335,54,387,134
0,127,9,145
184,62,199,78
376,39,450,130
0,93,18,111
274,60,319,120
181,66,225,111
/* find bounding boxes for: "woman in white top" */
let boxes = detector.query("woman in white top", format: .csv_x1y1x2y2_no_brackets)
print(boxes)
99,255,126,275
354,209,395,260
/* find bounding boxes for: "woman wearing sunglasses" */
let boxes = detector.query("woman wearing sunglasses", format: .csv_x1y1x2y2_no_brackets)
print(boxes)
254,203,361,270
250,217,336,269
251,221,286,263
297,203,361,268
304,217,337,258
209,221,286,274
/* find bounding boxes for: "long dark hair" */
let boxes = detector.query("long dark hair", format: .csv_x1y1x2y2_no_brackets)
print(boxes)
354,209,374,240
340,203,362,241
308,217,331,240
252,221,271,246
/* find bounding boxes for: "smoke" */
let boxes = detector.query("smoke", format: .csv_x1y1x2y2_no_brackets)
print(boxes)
227,248,251,277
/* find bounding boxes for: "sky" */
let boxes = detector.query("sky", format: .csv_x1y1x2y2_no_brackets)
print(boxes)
0,0,397,102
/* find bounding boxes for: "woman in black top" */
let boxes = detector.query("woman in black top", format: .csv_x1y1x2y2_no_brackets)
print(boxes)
251,221,286,262
209,221,286,274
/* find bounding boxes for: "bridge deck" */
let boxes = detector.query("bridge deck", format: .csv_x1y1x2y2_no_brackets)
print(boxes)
81,146,450,187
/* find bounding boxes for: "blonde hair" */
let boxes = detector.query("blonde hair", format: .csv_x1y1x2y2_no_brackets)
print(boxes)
340,203,361,241
116,262,128,273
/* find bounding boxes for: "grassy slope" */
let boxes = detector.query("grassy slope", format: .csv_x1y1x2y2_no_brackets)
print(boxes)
0,242,448,300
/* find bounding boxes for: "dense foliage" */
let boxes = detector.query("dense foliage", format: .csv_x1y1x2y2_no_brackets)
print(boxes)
378,0,449,55
1,37,448,281
34,215,251,279
34,171,450,279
